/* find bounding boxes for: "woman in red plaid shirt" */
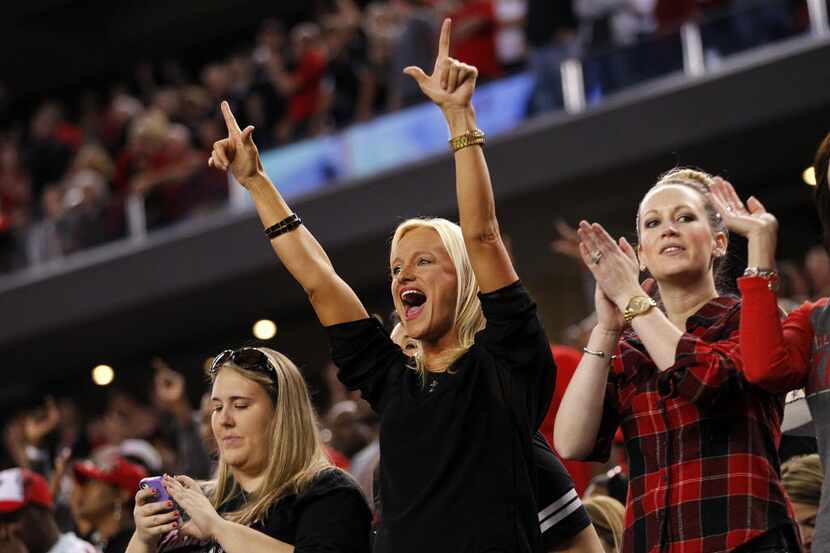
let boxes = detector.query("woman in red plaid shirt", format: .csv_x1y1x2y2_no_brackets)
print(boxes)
555,168,799,553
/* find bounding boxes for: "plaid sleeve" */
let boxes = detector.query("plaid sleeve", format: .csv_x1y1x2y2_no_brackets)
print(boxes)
660,329,746,406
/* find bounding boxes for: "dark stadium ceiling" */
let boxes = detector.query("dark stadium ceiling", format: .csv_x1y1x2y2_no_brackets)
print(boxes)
0,0,312,98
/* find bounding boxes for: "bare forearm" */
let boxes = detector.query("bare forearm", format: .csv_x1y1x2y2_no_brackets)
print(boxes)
247,174,336,283
445,107,517,291
214,519,294,553
554,326,617,459
629,309,683,371
244,173,367,325
746,229,777,269
446,107,497,239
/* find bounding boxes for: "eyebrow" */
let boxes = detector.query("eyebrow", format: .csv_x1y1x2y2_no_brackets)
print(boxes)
642,204,695,218
211,395,253,402
390,250,432,265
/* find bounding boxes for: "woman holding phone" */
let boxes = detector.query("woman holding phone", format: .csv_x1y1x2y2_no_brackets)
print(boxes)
125,347,371,553
208,18,556,553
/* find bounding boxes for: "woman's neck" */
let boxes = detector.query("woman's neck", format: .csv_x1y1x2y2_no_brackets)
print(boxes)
658,275,719,330
420,329,461,373
231,467,266,493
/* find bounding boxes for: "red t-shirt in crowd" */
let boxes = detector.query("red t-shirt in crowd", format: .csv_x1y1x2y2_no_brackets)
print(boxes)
289,49,328,124
325,446,351,471
449,0,502,79
538,344,592,495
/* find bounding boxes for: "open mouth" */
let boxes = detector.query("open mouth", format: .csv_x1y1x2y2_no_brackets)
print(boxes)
401,289,427,321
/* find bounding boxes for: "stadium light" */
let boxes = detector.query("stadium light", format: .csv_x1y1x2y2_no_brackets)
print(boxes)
253,319,277,340
804,166,817,186
92,365,115,386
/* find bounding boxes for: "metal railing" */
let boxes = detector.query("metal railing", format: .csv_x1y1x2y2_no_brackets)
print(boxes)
13,0,830,274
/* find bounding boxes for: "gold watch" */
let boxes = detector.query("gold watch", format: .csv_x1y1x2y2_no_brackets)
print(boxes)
624,295,657,323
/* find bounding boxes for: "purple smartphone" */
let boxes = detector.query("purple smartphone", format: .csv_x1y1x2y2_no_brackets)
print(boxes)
139,476,171,503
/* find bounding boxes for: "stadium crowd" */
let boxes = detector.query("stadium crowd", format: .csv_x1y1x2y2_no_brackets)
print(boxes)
0,0,805,273
0,1,825,552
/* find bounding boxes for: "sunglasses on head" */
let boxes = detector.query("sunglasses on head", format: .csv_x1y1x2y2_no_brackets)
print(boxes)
210,348,278,386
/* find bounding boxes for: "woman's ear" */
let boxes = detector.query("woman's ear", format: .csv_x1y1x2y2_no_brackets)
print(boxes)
637,244,646,272
713,231,728,259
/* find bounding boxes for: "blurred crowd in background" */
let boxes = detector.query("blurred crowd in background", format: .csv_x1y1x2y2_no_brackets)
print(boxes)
0,0,809,274
0,2,821,548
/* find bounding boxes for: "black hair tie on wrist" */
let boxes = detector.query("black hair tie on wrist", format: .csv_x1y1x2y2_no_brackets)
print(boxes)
264,213,302,240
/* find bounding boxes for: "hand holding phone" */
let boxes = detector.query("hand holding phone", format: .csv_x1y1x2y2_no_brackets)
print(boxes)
140,476,190,523
140,476,172,503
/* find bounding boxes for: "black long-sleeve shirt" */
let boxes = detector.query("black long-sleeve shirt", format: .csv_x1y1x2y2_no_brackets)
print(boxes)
327,281,556,553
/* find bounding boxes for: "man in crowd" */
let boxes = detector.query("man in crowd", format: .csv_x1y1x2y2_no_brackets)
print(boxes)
0,467,96,553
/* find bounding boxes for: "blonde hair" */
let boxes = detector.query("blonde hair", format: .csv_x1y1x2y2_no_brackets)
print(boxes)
636,167,727,242
583,495,626,552
208,348,332,525
781,454,823,506
390,218,486,375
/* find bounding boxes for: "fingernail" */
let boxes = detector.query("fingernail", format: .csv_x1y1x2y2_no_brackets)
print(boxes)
167,501,173,507
173,522,178,528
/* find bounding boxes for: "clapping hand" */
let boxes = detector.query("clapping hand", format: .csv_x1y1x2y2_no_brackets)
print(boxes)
577,221,643,320
707,177,778,239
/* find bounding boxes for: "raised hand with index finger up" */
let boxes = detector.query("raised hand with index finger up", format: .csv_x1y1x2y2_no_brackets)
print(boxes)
403,18,478,115
208,101,264,188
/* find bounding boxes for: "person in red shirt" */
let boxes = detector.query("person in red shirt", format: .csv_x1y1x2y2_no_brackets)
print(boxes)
539,344,593,495
445,0,503,79
556,168,799,552
729,132,830,552
285,23,329,138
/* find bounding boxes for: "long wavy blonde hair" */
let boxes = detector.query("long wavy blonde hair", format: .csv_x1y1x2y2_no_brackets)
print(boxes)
208,348,332,526
390,218,486,375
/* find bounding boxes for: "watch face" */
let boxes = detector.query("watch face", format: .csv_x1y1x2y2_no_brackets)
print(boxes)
630,296,652,312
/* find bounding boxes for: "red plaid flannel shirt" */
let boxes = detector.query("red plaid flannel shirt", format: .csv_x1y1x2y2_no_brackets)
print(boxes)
588,296,797,553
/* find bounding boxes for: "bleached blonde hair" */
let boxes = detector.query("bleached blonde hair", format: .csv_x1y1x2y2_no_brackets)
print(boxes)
208,348,332,526
390,218,486,376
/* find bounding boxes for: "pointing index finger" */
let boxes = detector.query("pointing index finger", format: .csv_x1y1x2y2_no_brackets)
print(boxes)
436,18,451,64
220,101,241,135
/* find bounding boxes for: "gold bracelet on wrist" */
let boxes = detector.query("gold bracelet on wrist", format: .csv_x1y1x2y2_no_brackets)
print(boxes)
448,129,485,153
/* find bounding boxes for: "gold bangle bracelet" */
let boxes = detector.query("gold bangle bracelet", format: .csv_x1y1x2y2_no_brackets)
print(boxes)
448,129,486,153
